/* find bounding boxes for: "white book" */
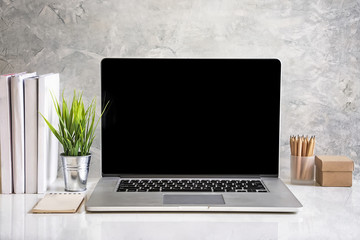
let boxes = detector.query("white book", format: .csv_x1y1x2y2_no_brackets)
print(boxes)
10,72,37,194
37,73,60,193
24,76,39,194
0,74,14,193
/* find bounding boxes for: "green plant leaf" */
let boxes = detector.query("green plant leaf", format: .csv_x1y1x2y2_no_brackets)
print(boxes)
39,113,62,144
40,90,110,156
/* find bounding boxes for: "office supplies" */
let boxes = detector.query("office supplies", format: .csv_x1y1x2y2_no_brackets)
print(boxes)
32,193,84,213
315,155,354,187
290,155,315,185
86,58,303,212
290,135,316,184
290,135,315,157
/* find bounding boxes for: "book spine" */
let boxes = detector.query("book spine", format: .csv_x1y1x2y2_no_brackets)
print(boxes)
47,74,60,186
37,75,47,193
24,77,38,194
37,73,60,193
0,75,13,194
10,75,26,194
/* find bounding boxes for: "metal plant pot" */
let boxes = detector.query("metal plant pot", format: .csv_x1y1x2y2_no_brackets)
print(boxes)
60,153,91,192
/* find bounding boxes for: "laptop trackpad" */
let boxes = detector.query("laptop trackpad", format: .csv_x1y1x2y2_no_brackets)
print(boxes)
163,194,225,205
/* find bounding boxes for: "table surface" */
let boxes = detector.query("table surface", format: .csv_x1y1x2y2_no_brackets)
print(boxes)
1,178,359,240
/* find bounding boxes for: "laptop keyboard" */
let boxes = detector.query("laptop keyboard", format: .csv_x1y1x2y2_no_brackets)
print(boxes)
117,179,268,193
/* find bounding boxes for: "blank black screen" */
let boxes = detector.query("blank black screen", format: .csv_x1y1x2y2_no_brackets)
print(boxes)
101,58,281,176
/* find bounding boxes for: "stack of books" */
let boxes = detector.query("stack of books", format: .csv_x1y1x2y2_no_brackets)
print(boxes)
0,72,60,194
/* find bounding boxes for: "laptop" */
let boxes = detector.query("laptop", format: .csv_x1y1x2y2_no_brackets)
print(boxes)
86,58,303,212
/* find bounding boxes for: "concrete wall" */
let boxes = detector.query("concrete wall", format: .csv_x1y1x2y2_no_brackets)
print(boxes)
1,0,359,179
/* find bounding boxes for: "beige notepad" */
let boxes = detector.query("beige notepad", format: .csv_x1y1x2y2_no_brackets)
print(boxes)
32,193,85,213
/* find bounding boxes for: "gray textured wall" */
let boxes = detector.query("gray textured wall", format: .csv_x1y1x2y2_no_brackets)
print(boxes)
1,0,359,179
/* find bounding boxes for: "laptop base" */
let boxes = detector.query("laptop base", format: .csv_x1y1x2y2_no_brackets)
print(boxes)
86,177,303,212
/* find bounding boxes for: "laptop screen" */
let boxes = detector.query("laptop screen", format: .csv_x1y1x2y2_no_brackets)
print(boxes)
101,58,281,177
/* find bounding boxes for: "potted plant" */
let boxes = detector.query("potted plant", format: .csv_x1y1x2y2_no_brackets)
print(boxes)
41,91,108,191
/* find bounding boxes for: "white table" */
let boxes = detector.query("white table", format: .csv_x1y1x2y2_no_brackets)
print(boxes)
1,178,359,240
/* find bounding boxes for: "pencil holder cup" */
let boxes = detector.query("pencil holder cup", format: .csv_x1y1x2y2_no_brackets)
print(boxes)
290,155,315,185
